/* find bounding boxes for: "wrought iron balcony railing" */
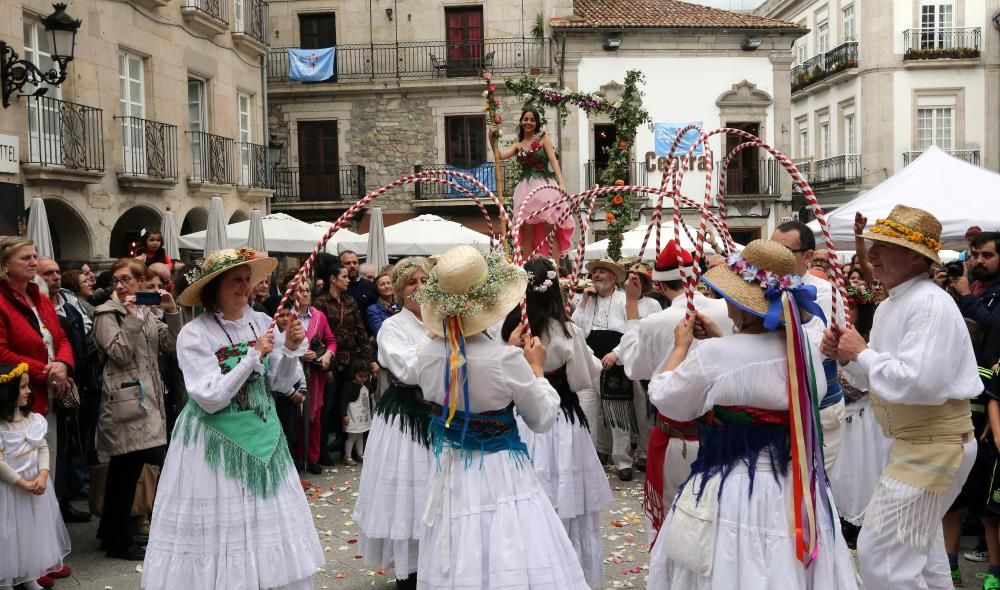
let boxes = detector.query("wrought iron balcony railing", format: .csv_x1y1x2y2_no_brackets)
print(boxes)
186,131,235,184
792,41,859,92
272,165,366,202
237,141,269,188
267,38,552,83
583,161,649,189
25,95,104,171
903,149,980,166
724,158,782,196
413,162,519,200
794,154,862,192
233,0,268,45
114,116,178,180
183,0,228,24
903,27,981,60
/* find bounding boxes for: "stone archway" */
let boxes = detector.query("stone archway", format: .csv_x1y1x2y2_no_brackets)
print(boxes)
181,206,209,235
229,209,250,224
109,205,162,258
37,198,94,262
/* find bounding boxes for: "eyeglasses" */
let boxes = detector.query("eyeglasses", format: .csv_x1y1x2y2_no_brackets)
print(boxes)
111,275,134,286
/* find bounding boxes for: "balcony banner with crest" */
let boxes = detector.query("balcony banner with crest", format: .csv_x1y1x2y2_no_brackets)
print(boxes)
655,122,703,157
288,48,335,82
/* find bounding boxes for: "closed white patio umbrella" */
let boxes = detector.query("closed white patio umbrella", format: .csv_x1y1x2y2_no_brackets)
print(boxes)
203,196,228,256
247,208,267,253
366,207,389,271
160,207,181,260
26,198,54,259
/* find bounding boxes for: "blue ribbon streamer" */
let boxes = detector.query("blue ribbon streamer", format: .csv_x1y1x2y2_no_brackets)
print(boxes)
763,284,825,332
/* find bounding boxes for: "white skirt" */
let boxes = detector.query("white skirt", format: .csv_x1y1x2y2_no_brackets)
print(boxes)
418,448,590,589
353,412,433,578
518,414,611,588
142,431,325,590
648,464,859,590
0,464,71,586
829,397,892,524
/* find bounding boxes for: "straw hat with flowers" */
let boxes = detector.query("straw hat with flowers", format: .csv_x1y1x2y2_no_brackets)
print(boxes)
862,204,943,263
180,248,277,307
585,258,626,284
416,245,528,337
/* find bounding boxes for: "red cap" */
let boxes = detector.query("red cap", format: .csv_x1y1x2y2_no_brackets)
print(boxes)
652,240,694,281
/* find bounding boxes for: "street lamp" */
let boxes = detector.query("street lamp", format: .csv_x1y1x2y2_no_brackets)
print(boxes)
267,134,283,185
1,3,81,108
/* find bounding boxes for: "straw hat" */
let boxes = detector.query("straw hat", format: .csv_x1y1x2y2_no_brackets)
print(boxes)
701,240,797,318
625,261,653,294
179,248,277,307
862,204,943,263
418,245,528,337
585,258,626,283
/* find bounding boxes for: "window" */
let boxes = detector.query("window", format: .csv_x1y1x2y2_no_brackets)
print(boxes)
842,4,855,41
234,0,244,32
844,114,856,154
299,13,335,49
797,122,809,159
817,20,829,55
445,6,484,76
819,122,831,159
188,78,208,178
237,92,252,184
119,51,146,173
916,107,953,150
24,19,60,160
796,39,808,64
444,115,487,169
921,1,954,49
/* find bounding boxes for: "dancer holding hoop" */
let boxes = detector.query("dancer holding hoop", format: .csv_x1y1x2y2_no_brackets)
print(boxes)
489,109,571,264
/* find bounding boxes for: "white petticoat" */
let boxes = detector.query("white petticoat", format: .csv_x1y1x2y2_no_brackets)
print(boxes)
142,431,325,590
353,412,433,578
0,464,71,586
417,447,590,589
518,414,611,588
648,464,859,590
829,397,892,524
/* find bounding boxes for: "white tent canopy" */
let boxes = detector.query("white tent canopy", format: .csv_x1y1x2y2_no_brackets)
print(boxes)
180,212,345,254
311,222,363,254
584,222,714,261
338,214,493,257
807,146,1000,250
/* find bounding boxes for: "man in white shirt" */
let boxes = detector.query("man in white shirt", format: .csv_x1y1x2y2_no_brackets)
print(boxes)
771,221,843,470
572,258,656,481
618,240,732,537
822,205,980,590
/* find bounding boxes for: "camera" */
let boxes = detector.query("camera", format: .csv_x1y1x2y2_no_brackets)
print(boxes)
945,261,966,278
134,291,162,306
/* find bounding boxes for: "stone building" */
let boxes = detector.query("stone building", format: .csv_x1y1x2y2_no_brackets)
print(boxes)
266,0,804,245
0,0,271,262
756,0,1000,218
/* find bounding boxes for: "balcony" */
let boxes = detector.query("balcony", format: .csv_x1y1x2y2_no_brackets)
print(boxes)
272,165,366,204
794,155,861,190
186,131,235,192
22,95,104,185
791,41,859,93
267,38,552,84
724,158,782,198
114,116,179,190
232,0,268,57
903,27,981,61
236,141,272,199
583,161,649,189
413,162,519,203
903,149,980,166
182,0,228,37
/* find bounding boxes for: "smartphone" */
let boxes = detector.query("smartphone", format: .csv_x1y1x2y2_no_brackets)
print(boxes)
134,291,162,306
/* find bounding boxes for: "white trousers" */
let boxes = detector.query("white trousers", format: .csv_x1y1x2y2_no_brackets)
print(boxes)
633,381,653,461
858,439,977,590
820,399,845,472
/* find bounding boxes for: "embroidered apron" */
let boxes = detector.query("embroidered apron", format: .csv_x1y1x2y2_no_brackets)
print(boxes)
177,341,291,498
586,329,637,431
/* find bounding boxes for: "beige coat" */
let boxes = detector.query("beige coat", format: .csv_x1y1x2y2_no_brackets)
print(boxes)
93,301,182,456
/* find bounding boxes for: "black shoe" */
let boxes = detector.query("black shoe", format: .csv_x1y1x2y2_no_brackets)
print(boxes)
396,572,418,590
60,501,92,523
597,453,611,466
318,450,336,467
618,468,633,482
307,463,324,475
635,458,647,472
294,460,306,471
107,545,146,561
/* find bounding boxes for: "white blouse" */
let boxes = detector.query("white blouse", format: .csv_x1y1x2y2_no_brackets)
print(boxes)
648,331,827,422
376,307,429,382
571,289,659,360
842,276,982,405
539,319,602,425
396,334,560,434
176,305,307,415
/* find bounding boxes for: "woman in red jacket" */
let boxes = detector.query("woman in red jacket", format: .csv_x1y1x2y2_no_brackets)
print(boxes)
0,236,75,416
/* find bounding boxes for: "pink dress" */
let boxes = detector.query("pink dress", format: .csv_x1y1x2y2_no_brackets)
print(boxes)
512,132,573,255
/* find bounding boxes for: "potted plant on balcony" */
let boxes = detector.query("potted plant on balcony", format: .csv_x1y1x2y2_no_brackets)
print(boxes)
529,13,544,75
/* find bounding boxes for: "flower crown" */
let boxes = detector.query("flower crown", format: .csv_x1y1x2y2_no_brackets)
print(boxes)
845,285,875,306
528,269,558,293
726,251,803,291
185,248,262,285
868,218,942,252
414,250,526,318
0,362,28,385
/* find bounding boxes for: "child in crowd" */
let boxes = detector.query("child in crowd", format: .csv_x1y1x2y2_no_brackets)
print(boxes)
135,230,172,269
0,363,71,590
340,359,372,466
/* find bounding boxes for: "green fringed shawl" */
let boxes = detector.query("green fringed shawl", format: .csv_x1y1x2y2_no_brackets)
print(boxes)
177,342,291,498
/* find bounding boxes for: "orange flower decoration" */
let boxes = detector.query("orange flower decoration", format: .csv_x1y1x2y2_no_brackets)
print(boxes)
618,139,628,149
614,179,625,186
612,195,624,205
606,212,616,222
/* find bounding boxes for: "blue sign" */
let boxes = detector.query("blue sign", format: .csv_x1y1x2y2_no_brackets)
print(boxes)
654,122,704,157
288,48,335,82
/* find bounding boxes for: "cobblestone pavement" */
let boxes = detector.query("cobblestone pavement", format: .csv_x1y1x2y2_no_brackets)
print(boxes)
59,464,989,590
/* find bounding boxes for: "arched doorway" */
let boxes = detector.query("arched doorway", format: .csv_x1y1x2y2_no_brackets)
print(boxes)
34,198,93,262
229,209,250,224
109,206,162,258
181,206,208,235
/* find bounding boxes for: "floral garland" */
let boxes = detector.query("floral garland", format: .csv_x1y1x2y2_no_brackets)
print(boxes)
0,362,28,385
845,285,875,306
414,250,527,319
185,247,263,285
868,218,942,252
529,269,558,293
504,75,619,123
727,251,804,291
